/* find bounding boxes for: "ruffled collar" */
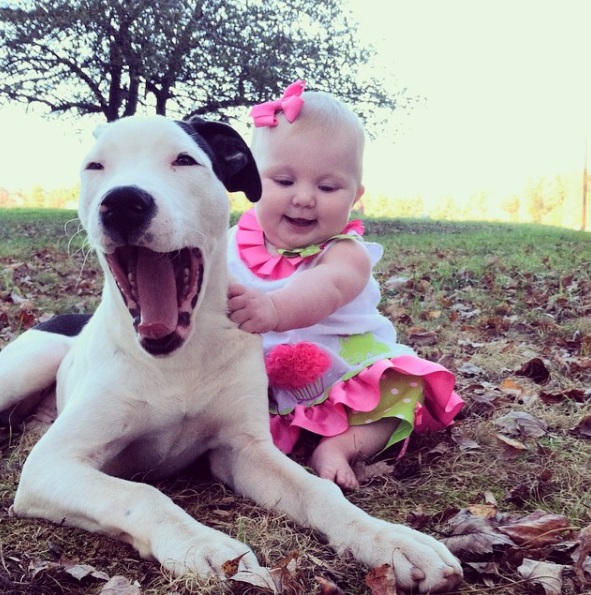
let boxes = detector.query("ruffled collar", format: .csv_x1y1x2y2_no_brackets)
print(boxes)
236,209,364,280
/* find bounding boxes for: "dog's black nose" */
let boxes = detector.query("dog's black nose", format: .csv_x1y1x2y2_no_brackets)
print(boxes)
100,186,156,244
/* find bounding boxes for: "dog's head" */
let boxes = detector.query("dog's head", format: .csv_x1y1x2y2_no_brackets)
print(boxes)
79,115,261,356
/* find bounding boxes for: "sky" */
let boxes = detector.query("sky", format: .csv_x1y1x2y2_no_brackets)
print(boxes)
350,0,591,200
0,0,590,204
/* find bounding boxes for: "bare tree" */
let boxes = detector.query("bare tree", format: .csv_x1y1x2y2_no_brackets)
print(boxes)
0,0,410,125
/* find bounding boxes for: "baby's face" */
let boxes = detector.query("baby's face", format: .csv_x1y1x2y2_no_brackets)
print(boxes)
253,124,364,251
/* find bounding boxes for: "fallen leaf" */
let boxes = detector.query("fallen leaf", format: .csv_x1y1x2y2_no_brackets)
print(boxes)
442,509,515,555
467,503,498,519
316,575,345,594
465,561,500,587
28,558,109,582
504,478,548,505
29,559,59,579
222,552,249,577
456,362,484,376
65,562,110,581
483,490,498,505
99,576,141,595
495,433,528,459
493,411,547,438
517,558,564,595
231,567,277,590
450,427,481,451
539,388,588,405
385,276,410,290
515,357,551,384
498,378,526,396
571,415,591,438
574,524,591,583
270,550,304,593
353,460,394,483
407,327,439,346
498,510,570,548
365,564,397,595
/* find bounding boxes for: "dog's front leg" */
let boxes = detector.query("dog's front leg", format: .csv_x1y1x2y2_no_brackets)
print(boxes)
0,330,74,422
13,417,275,589
211,439,463,594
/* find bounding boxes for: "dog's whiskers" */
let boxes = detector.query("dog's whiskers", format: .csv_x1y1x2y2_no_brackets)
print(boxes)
65,218,96,289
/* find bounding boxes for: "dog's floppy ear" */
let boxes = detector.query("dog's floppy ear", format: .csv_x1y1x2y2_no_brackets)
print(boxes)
180,118,262,203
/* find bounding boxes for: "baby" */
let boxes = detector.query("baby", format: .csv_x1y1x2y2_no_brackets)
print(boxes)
228,81,464,489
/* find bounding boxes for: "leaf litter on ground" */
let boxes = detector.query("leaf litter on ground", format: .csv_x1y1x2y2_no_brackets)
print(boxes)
1,214,591,594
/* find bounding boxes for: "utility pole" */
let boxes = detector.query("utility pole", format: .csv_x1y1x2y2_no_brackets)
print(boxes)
583,136,588,231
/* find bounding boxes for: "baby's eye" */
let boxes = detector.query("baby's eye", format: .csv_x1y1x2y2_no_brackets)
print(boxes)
319,184,337,192
275,178,293,187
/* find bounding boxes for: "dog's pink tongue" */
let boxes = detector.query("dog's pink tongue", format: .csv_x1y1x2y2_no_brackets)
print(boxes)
135,248,177,340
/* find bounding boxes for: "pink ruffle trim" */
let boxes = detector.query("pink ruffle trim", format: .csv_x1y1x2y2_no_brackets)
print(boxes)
270,355,464,453
236,209,365,280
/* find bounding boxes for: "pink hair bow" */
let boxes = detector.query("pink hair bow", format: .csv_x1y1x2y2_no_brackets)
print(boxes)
249,80,306,127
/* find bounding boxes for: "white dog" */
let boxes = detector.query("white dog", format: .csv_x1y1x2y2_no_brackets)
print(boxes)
0,115,462,593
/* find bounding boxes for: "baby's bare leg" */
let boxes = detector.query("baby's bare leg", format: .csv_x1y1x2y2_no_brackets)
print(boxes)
309,418,398,490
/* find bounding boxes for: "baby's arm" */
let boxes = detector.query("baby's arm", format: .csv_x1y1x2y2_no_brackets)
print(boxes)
228,239,371,333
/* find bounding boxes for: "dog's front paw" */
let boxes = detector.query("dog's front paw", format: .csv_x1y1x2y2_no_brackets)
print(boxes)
347,520,463,593
155,529,275,591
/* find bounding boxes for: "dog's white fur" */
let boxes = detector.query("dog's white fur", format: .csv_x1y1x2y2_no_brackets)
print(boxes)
0,116,462,592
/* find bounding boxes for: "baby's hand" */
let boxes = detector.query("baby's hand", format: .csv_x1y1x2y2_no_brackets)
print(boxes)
228,282,279,333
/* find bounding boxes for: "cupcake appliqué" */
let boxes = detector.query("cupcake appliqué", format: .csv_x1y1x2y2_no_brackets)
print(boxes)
266,342,343,414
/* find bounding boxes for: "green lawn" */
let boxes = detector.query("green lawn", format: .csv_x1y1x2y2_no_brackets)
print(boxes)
1,208,590,594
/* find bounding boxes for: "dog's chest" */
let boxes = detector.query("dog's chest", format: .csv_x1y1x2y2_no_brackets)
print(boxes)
104,409,221,479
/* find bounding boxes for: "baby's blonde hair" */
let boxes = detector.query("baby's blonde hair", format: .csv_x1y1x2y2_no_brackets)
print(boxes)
250,90,366,182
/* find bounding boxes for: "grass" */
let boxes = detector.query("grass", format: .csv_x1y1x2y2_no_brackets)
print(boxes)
1,209,591,594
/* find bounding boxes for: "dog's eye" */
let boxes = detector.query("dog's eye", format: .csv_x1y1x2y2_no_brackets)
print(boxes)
173,154,198,166
86,162,104,170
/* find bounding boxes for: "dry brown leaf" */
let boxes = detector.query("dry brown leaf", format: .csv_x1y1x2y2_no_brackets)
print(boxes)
99,576,141,595
517,558,564,595
574,524,591,584
442,509,515,555
365,564,397,595
406,327,439,346
515,357,551,384
456,362,484,376
450,427,481,451
467,503,498,519
498,378,526,396
493,411,547,438
353,460,394,483
28,559,59,578
571,415,591,438
270,550,303,594
495,433,528,459
539,388,588,404
498,510,570,548
28,558,109,582
64,562,109,581
222,552,248,577
316,575,345,594
465,561,500,587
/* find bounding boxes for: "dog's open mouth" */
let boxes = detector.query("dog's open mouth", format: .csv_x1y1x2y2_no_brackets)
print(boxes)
105,247,203,355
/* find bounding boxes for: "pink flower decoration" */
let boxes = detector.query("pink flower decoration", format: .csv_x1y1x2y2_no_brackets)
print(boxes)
265,342,331,389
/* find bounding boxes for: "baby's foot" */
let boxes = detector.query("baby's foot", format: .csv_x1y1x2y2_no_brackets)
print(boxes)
309,441,359,490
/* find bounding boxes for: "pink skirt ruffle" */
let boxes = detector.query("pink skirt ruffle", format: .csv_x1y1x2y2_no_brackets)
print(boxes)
269,354,464,454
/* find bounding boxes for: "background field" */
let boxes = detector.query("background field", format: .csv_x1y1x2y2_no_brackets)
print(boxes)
1,209,590,594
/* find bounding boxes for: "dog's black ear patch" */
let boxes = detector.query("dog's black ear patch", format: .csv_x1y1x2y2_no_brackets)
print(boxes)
179,118,262,203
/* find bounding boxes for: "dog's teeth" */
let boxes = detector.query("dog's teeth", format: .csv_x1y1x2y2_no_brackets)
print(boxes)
182,268,190,296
